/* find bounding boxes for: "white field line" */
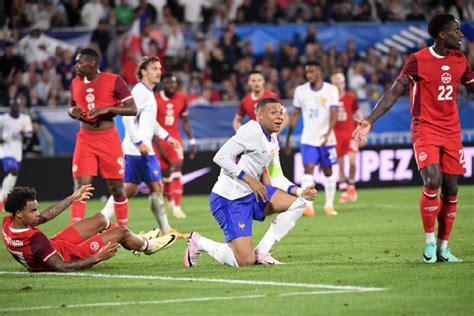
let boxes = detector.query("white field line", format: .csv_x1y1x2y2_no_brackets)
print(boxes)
0,290,361,313
0,271,385,292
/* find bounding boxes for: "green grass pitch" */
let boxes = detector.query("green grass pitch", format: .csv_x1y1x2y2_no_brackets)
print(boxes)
1,186,473,315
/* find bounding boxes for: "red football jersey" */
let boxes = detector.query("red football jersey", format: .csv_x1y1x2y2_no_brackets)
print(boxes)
238,90,280,120
334,91,359,138
2,216,57,272
71,72,132,124
155,90,188,140
397,47,474,136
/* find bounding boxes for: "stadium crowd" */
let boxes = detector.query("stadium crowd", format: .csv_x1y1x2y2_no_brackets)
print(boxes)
1,0,473,112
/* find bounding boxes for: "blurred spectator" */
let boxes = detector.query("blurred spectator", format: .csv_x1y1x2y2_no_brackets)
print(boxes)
258,0,286,24
352,0,373,22
179,0,213,25
405,1,426,21
81,0,105,30
330,2,353,22
304,24,319,46
366,73,384,101
238,0,259,23
0,42,25,88
287,0,311,22
448,0,474,21
219,26,241,65
209,47,232,84
114,0,134,27
106,28,128,75
348,61,367,100
64,0,82,27
24,119,55,158
5,0,30,28
166,0,184,21
164,18,186,68
56,50,74,92
193,36,210,71
27,0,54,30
91,20,112,56
309,4,326,22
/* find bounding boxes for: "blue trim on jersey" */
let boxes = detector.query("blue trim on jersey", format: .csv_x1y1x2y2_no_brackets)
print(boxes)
2,157,19,172
238,170,246,179
301,144,337,167
164,134,170,140
259,124,271,142
287,185,296,194
209,185,278,242
310,82,324,92
124,155,162,184
134,140,143,146
139,81,154,92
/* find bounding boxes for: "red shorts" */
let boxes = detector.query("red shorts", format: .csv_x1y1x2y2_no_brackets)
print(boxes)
50,225,104,262
413,133,466,175
336,136,358,158
154,139,183,170
72,127,125,179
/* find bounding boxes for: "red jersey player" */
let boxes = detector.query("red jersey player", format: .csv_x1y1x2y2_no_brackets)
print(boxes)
69,48,137,226
354,14,474,263
154,74,196,219
331,73,363,203
232,71,286,131
1,185,176,272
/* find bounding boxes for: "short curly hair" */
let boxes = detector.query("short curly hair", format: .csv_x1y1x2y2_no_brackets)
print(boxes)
428,14,456,39
4,187,37,215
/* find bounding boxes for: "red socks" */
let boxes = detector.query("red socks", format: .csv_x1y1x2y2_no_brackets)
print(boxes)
71,201,86,223
114,196,129,227
170,177,183,207
419,187,440,233
437,194,457,241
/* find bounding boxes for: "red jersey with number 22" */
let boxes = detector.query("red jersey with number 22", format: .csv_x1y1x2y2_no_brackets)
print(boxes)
71,72,132,124
155,91,188,141
397,47,474,137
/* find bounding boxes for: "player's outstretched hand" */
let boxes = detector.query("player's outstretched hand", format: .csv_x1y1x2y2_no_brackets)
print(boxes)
95,242,119,262
68,106,84,119
353,119,371,145
137,143,150,156
301,184,317,201
70,184,94,203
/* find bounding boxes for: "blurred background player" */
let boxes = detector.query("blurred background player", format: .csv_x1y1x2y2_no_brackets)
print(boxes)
0,97,32,211
2,185,177,272
68,48,137,226
184,98,316,268
154,73,196,219
331,72,363,203
232,70,285,132
354,14,474,263
102,56,182,236
285,62,340,216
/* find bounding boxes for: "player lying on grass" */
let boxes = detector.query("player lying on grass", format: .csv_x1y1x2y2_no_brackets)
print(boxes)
1,185,177,272
183,97,317,267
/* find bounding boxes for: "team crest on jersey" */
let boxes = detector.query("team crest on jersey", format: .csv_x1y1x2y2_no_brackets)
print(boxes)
238,223,245,229
441,73,451,84
86,93,95,103
320,96,328,105
441,65,450,71
90,241,100,251
418,152,427,162
153,170,159,175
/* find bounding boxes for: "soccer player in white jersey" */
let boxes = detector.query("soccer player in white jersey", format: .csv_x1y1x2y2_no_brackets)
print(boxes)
284,61,340,216
183,98,317,268
101,56,182,237
0,97,33,211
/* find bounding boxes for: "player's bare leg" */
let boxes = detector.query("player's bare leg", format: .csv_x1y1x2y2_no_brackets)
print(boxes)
148,180,176,235
302,163,316,217
347,151,358,202
419,164,442,263
338,156,349,203
436,173,462,262
255,189,306,264
70,175,94,223
321,165,337,215
170,161,186,219
106,178,129,227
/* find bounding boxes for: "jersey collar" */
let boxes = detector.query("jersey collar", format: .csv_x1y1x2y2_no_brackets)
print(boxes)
428,46,447,59
259,123,272,142
9,226,31,233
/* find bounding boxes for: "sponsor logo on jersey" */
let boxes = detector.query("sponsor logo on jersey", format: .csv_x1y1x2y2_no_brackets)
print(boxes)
441,65,450,71
418,152,427,162
441,73,451,84
86,88,94,93
90,241,100,251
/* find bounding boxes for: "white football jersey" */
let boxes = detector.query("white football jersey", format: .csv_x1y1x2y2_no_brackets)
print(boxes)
122,82,168,156
212,120,279,200
0,112,33,161
293,82,340,146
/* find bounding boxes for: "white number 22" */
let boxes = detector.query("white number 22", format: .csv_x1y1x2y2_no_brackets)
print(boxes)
438,85,453,101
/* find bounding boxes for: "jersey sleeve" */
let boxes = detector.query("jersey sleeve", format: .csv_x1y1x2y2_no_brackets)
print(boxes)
396,53,418,87
329,85,340,108
114,76,133,103
461,56,474,86
153,121,170,139
29,232,57,262
22,115,33,137
237,99,246,116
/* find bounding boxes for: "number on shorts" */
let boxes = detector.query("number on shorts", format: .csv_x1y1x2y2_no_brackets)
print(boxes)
459,149,465,166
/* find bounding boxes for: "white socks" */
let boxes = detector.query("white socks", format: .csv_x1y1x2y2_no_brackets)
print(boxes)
437,238,448,250
255,198,306,254
150,192,171,233
324,174,336,208
197,236,239,267
301,174,314,207
101,196,115,218
0,174,17,201
425,232,436,244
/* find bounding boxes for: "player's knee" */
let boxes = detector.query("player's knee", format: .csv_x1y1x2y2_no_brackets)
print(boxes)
424,176,441,189
236,253,255,267
112,226,131,239
93,213,108,231
109,185,125,197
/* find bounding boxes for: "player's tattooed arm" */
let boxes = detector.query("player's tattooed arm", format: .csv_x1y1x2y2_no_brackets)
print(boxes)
36,185,94,225
366,79,407,125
